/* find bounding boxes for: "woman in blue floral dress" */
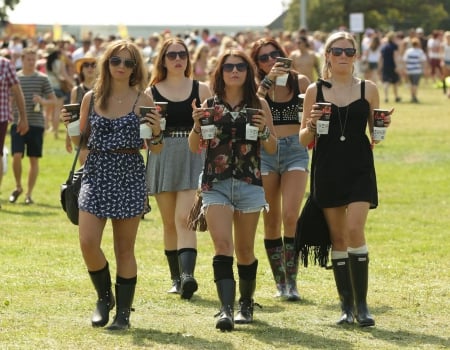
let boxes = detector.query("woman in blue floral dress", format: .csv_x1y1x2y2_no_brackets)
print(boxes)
62,40,163,330
189,49,277,331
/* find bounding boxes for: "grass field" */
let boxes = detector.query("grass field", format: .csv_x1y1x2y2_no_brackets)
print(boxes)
0,81,449,349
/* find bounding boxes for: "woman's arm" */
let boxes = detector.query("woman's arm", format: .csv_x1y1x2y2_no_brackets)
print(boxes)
259,98,277,154
299,83,318,147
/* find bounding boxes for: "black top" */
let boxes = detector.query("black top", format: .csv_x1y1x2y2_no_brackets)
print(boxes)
151,80,201,129
312,79,378,209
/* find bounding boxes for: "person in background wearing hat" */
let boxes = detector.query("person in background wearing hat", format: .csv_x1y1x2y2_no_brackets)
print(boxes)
71,37,93,63
9,48,55,205
64,55,97,164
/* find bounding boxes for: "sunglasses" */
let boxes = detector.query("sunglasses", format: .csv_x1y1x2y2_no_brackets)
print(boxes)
165,51,188,61
328,47,357,57
222,62,248,72
109,56,136,69
82,62,96,69
257,50,282,63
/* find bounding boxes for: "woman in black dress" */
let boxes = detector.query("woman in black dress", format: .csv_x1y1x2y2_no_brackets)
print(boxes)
300,31,392,327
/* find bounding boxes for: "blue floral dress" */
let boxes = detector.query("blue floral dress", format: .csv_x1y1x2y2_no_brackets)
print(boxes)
78,98,147,219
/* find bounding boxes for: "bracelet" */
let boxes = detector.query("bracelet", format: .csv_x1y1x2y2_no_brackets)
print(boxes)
306,121,316,134
260,76,274,90
258,125,271,141
150,132,163,145
192,126,201,134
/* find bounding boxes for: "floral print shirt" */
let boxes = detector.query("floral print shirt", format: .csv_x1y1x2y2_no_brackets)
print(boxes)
200,98,262,191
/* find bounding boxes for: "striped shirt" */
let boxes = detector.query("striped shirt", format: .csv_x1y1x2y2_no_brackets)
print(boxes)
14,71,54,128
0,57,20,123
403,48,427,75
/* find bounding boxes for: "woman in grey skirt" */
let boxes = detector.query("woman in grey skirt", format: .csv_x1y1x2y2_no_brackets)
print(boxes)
145,38,212,299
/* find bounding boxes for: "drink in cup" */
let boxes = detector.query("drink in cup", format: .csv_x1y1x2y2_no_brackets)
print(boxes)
298,94,305,123
64,103,81,136
316,102,332,135
373,108,389,141
200,111,215,140
245,108,260,141
154,102,167,130
138,106,153,139
275,57,292,86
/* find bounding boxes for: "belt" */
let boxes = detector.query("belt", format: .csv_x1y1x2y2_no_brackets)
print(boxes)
163,129,191,138
91,149,140,154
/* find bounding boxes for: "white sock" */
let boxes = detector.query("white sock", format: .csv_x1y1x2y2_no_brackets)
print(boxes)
331,250,349,260
348,245,368,255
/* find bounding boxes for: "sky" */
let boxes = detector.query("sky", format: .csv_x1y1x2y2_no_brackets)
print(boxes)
7,0,287,27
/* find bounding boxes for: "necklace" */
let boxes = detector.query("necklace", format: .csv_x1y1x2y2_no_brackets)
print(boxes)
112,91,130,104
332,78,353,142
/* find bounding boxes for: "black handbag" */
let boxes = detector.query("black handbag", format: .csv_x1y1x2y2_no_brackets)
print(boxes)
60,94,93,225
60,161,83,225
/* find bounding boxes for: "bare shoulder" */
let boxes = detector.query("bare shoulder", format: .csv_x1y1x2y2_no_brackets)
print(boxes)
363,79,379,95
198,80,212,101
138,90,153,105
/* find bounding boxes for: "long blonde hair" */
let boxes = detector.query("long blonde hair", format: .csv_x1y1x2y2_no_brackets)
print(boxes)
321,31,358,79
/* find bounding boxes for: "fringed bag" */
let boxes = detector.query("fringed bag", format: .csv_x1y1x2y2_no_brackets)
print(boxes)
187,190,207,232
294,142,331,267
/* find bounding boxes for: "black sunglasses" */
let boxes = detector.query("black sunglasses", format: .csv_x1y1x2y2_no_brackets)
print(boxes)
257,50,282,63
328,47,357,57
222,62,248,72
166,51,188,60
82,62,96,69
109,56,136,69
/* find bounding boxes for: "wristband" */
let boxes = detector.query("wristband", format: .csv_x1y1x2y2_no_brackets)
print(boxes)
258,126,270,141
192,126,201,134
150,132,163,145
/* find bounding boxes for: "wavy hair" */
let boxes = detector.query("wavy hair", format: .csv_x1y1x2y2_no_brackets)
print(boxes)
93,40,148,110
210,49,261,109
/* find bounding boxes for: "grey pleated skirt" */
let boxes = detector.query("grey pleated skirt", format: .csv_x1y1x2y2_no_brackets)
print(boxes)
146,137,204,195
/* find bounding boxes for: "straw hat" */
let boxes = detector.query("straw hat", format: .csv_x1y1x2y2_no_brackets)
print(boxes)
75,56,97,74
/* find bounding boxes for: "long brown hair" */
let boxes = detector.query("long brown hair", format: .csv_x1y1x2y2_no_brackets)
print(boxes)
210,49,261,109
150,38,192,85
249,38,297,94
93,40,148,110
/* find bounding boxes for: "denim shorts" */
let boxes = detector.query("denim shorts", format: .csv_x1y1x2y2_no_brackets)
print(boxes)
202,177,268,214
261,134,309,175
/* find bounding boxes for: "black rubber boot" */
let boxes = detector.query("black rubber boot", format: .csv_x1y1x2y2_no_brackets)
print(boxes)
165,250,180,294
235,260,258,324
178,248,198,300
107,277,136,331
264,238,287,298
284,237,300,301
332,258,354,325
88,262,115,327
215,279,236,332
349,253,375,327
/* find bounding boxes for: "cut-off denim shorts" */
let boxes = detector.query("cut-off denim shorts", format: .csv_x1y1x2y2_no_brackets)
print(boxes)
261,134,309,175
201,177,268,214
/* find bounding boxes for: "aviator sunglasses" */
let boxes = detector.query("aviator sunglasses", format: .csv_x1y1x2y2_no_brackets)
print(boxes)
165,51,188,60
257,50,282,63
328,47,357,57
222,62,248,72
109,56,136,69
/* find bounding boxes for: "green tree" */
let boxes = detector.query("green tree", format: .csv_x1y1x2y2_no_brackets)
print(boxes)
283,0,448,33
0,0,21,24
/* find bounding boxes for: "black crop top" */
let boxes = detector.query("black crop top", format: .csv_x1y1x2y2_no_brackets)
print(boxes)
265,75,301,125
150,80,201,129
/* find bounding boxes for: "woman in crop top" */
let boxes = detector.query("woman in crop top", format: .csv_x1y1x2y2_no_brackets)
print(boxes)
250,38,310,301
145,38,212,300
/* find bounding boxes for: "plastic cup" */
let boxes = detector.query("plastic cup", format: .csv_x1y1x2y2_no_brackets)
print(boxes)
64,103,80,122
155,101,168,118
201,124,215,139
275,57,292,86
373,109,389,141
298,94,305,123
245,108,261,140
316,102,332,135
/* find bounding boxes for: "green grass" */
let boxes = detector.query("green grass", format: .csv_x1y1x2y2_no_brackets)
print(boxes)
1,81,449,349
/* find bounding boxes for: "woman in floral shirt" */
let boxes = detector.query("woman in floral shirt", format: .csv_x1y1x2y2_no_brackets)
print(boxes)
189,49,276,331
